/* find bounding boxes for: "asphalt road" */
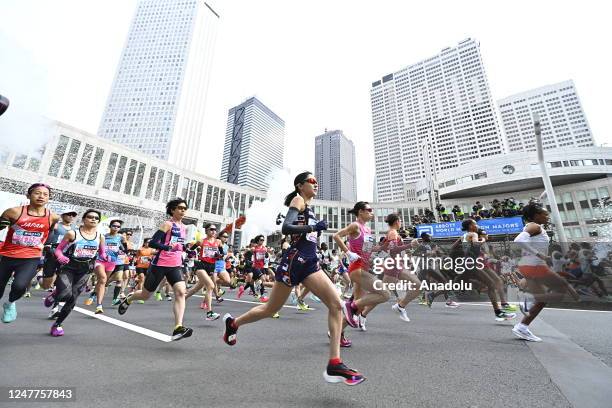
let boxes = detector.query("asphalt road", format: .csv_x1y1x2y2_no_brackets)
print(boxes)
2,287,612,408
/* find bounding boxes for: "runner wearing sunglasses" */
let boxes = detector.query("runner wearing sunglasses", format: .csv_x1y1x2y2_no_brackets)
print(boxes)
222,172,365,386
118,198,193,341
1,183,60,323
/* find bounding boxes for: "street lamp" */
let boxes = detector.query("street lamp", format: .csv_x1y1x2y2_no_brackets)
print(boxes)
533,113,568,249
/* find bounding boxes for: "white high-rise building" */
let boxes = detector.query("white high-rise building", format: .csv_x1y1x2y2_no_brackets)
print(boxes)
98,0,219,171
315,130,357,202
370,38,504,202
498,80,595,152
220,97,285,191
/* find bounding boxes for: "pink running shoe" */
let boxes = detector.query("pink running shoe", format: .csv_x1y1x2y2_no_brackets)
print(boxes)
237,285,245,299
200,300,207,309
260,296,269,303
341,300,359,328
340,333,352,348
50,324,64,337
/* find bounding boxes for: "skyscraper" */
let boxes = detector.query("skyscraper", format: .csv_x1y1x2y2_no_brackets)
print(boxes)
98,0,219,171
220,97,285,191
315,130,357,202
370,38,504,202
498,80,595,152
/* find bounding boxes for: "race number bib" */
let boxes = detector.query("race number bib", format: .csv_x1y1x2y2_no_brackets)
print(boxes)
204,248,217,258
363,234,375,253
74,244,98,259
12,230,43,247
306,217,318,243
256,252,265,260
169,235,184,245
140,256,151,263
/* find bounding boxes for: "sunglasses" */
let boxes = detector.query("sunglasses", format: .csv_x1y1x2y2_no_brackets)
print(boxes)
209,229,217,232
176,206,188,210
363,208,373,213
305,177,318,185
110,225,121,228
221,235,228,238
86,215,100,220
126,233,133,236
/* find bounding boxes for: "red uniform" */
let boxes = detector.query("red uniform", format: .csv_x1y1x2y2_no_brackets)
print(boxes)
253,245,267,269
199,238,219,264
0,206,51,259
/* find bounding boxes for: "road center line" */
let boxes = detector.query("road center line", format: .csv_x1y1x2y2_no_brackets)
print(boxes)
73,306,172,342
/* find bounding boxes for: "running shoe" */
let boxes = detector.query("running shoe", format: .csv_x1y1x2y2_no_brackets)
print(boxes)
171,325,193,341
260,296,269,303
391,303,410,322
340,333,352,348
223,313,237,345
84,295,95,306
200,300,207,309
426,292,435,308
358,314,367,331
512,324,542,342
445,300,460,308
272,312,280,319
309,293,321,303
237,285,245,299
495,311,516,321
50,324,64,337
112,298,121,306
216,297,224,303
165,295,172,302
24,291,31,298
48,305,60,320
34,283,41,290
323,362,365,386
253,293,261,300
117,296,131,315
155,292,163,301
95,305,104,315
418,296,427,305
2,302,17,323
218,289,225,297
341,300,359,328
137,300,145,304
502,303,518,313
297,300,310,311
44,290,56,308
206,311,220,321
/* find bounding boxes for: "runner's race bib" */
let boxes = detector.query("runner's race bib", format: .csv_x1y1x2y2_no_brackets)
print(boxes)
12,230,43,247
74,244,98,259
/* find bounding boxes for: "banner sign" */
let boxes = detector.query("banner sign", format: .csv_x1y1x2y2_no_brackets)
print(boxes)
415,217,524,238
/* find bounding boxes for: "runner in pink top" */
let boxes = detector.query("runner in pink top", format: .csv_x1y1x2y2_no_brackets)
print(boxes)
333,201,390,331
118,198,193,342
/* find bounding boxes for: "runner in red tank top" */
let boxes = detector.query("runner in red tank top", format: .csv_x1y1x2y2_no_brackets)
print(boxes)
0,183,60,323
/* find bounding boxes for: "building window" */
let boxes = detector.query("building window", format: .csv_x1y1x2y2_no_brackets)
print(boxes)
103,153,118,190
195,182,204,211
61,139,81,180
48,135,70,177
218,189,225,215
133,162,146,196
205,185,213,213
162,172,174,202
189,179,197,209
87,148,105,186
145,167,157,199
124,159,138,195
113,156,128,192
211,186,219,214
154,169,165,201
12,154,27,169
76,144,94,183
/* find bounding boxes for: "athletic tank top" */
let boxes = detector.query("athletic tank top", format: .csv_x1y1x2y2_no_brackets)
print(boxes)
136,248,155,268
0,206,51,259
253,245,267,269
102,234,123,264
48,222,74,245
348,221,374,263
289,206,319,257
154,222,185,267
65,228,100,262
514,223,549,266
199,238,219,263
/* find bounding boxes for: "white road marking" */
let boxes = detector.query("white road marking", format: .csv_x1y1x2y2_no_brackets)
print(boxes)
73,306,172,342
193,294,316,310
459,302,612,314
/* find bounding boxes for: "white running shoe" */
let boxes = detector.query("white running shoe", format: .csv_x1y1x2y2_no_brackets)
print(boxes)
391,303,410,322
512,324,542,342
445,300,460,308
358,314,367,331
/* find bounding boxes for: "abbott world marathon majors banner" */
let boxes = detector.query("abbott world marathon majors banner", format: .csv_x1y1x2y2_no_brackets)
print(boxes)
416,217,524,238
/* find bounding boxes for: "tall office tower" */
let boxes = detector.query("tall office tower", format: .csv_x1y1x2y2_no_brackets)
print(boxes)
498,80,595,152
314,129,357,202
370,38,504,202
220,97,285,191
98,0,220,171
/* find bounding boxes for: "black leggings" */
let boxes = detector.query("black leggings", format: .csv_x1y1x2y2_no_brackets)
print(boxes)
55,264,91,325
0,256,40,302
